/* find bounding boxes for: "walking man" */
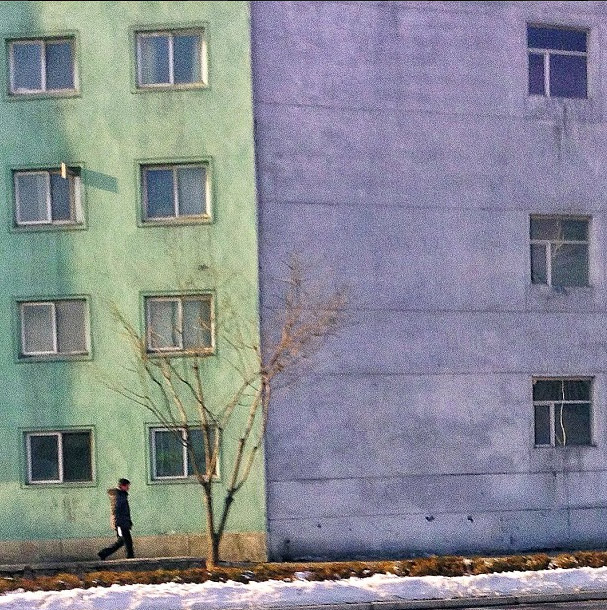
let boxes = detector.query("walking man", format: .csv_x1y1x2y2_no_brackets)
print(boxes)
98,478,135,559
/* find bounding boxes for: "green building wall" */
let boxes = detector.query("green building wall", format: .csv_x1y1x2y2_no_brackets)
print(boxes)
0,1,264,562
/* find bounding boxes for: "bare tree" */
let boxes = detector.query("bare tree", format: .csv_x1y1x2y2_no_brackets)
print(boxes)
106,257,346,567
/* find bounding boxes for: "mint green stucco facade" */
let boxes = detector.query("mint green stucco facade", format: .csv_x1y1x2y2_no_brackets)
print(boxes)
0,1,264,562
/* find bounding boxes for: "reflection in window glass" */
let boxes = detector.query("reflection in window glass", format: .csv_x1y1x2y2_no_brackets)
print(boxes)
154,430,185,477
20,299,88,358
533,378,592,447
15,169,80,226
529,216,589,287
139,35,170,85
146,295,213,354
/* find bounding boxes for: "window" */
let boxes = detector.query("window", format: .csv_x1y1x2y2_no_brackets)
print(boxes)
142,164,209,222
527,25,587,99
151,427,217,480
19,299,88,358
9,38,76,95
26,430,93,483
530,216,589,287
533,378,592,447
145,295,213,354
136,29,205,88
14,169,82,226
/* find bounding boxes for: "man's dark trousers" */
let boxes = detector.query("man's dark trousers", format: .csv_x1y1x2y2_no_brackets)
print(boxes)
98,526,134,559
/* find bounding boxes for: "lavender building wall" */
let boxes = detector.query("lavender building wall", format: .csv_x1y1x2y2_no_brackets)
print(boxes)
252,1,607,559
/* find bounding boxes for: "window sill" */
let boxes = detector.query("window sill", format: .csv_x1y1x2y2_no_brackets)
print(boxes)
524,95,600,123
132,83,208,95
525,283,599,312
147,476,220,486
23,480,96,489
17,353,92,364
11,223,86,234
146,348,214,359
139,215,212,228
535,444,597,449
6,90,81,102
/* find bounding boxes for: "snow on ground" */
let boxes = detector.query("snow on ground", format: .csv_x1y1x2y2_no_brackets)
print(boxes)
2,566,607,609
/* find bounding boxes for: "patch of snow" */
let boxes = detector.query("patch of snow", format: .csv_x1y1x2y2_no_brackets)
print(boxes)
1,566,607,609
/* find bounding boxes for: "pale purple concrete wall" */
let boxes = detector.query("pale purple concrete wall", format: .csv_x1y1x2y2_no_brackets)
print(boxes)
252,1,607,559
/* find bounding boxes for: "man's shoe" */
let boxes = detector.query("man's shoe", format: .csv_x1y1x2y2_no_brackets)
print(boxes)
97,551,107,560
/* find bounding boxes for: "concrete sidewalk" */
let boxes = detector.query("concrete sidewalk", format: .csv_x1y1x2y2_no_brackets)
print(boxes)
0,555,205,577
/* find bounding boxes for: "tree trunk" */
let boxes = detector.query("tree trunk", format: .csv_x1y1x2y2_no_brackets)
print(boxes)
203,484,219,568
207,533,220,569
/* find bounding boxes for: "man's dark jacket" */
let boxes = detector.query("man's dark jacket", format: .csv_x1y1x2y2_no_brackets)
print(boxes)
107,488,133,530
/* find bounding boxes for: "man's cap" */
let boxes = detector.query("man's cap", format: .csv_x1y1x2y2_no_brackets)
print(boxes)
118,478,130,486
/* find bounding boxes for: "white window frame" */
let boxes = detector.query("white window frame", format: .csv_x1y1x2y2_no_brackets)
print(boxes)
530,215,589,287
533,377,593,448
14,169,81,226
26,431,62,483
145,294,214,354
26,430,93,484
9,37,76,95
150,426,219,480
19,299,89,357
142,164,209,221
527,25,588,98
136,29,206,88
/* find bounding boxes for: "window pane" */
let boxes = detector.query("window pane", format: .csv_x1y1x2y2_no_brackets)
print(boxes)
177,166,206,216
154,430,185,477
555,403,591,446
533,379,563,401
551,243,588,287
16,173,49,223
29,435,59,481
56,300,87,354
550,54,587,99
534,404,551,445
530,217,560,240
50,174,73,221
12,42,42,91
182,298,212,349
148,299,180,349
45,40,74,90
21,303,55,354
527,26,587,52
563,379,591,401
145,169,175,218
186,428,207,476
528,53,545,96
62,432,92,481
174,34,201,84
139,35,170,85
530,244,547,285
562,219,588,241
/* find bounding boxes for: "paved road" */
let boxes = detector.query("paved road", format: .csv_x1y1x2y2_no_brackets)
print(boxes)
462,602,607,609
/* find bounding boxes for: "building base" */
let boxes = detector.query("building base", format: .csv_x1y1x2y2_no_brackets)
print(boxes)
0,532,266,564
